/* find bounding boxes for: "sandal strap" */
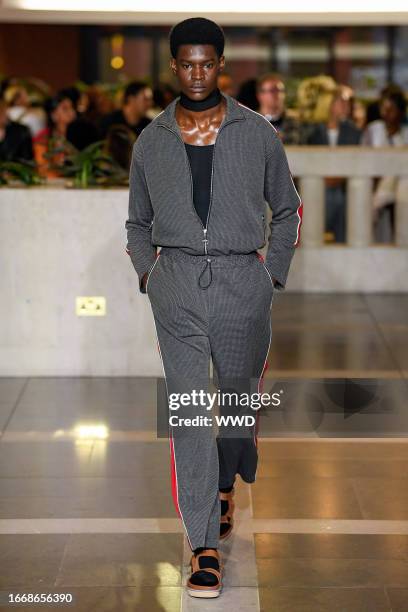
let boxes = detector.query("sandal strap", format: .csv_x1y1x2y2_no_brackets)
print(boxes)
191,550,221,579
190,566,221,582
220,490,235,522
194,549,220,560
221,498,235,511
219,487,235,501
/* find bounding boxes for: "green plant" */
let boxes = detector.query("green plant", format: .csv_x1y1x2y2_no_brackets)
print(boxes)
0,159,44,186
48,139,128,188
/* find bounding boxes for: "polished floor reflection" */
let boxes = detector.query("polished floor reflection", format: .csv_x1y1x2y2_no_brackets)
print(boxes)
0,294,407,611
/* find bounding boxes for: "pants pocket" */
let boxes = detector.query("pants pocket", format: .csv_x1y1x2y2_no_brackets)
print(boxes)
146,253,161,294
255,254,274,296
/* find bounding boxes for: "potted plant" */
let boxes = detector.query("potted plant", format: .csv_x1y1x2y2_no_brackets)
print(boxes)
46,138,128,188
0,159,44,187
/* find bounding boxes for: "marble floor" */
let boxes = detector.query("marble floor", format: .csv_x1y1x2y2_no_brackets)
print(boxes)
0,294,408,611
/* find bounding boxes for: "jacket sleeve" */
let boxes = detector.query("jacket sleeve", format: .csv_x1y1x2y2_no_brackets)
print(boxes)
125,138,157,293
263,127,303,290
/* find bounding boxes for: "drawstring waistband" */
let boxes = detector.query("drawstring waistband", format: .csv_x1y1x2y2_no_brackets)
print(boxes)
158,247,259,290
198,258,213,289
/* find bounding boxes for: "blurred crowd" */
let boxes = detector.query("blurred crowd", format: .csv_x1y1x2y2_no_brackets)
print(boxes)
0,73,407,242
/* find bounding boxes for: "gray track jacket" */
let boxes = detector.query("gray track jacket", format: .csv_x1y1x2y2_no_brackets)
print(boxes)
125,92,302,293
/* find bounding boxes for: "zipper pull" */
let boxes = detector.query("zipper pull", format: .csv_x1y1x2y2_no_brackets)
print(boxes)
202,228,208,254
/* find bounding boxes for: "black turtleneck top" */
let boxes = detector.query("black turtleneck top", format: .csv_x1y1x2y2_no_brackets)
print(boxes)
184,143,214,228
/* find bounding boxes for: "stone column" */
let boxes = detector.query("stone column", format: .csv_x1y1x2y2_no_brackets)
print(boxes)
347,177,373,247
299,176,325,247
395,177,408,247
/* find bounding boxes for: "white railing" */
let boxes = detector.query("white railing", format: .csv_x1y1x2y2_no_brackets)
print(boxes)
286,146,408,248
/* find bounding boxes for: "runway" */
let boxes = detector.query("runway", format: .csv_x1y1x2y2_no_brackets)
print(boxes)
0,293,407,611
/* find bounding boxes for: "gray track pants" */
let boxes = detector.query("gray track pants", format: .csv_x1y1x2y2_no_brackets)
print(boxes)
146,246,274,550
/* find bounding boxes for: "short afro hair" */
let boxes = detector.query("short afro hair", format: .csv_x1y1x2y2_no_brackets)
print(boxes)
169,17,225,60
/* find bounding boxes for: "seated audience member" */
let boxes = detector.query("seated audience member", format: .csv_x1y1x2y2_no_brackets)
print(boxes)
236,78,258,111
0,97,33,162
365,83,405,126
85,86,115,126
59,86,100,150
33,92,76,178
362,90,408,146
362,89,408,242
98,81,153,139
59,86,88,115
351,98,367,131
66,118,100,151
256,72,302,145
151,84,177,116
105,124,136,172
4,84,46,138
307,86,362,243
218,72,235,97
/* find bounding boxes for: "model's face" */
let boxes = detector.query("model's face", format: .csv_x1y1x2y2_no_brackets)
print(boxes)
170,44,225,100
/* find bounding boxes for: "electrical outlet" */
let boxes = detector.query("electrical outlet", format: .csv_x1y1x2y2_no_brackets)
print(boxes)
76,297,106,316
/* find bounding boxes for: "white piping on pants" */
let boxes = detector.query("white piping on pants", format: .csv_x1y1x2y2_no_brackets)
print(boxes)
149,309,194,551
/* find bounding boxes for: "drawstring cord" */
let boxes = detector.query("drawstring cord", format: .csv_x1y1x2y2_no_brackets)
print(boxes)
198,258,213,289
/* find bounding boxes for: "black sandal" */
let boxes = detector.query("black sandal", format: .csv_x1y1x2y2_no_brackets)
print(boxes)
219,487,235,540
187,549,223,598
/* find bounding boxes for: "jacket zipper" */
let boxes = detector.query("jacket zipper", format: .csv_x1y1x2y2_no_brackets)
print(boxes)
201,118,242,253
203,139,215,255
204,118,241,253
159,125,205,250
159,119,240,255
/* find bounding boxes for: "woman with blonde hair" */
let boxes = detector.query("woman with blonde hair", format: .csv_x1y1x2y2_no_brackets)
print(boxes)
4,84,46,138
307,86,362,242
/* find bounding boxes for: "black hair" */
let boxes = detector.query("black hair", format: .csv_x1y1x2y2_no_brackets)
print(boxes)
380,83,404,99
382,90,407,117
0,77,12,98
123,81,149,103
237,78,258,111
169,17,225,60
153,83,177,108
43,91,74,129
59,86,81,109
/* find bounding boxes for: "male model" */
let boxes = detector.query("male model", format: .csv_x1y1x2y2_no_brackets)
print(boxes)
125,17,302,598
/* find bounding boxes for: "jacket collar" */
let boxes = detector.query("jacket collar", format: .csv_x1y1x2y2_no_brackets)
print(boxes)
156,91,246,132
